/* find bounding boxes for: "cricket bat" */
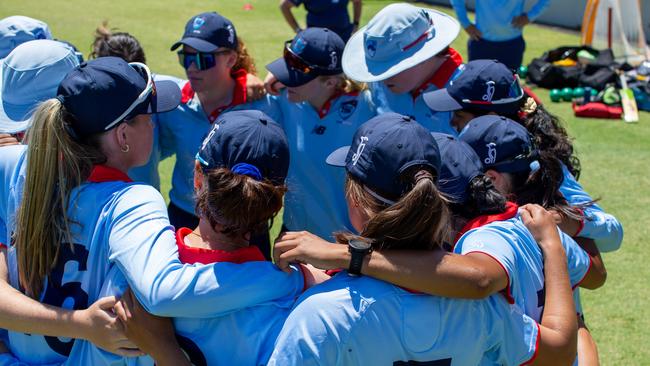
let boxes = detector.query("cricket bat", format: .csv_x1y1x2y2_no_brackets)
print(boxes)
619,72,639,123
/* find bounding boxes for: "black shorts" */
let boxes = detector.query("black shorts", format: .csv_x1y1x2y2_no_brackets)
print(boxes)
468,36,526,70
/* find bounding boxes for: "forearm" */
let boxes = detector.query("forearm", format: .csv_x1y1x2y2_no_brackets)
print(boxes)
535,246,578,365
527,0,551,21
449,0,471,28
351,0,362,25
360,249,503,299
280,1,301,32
575,237,606,290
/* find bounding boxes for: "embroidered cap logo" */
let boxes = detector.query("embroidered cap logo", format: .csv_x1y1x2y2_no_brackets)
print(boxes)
366,39,377,58
193,17,205,32
227,24,235,44
328,50,338,70
485,142,497,165
483,81,496,102
201,124,220,151
352,136,369,166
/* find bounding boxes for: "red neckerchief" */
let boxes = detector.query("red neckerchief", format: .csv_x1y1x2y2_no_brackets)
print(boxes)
316,91,360,119
87,165,133,183
411,47,463,100
175,227,266,265
180,68,249,123
454,202,519,244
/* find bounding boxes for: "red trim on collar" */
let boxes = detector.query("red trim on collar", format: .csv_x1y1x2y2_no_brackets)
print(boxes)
0,243,6,249
175,227,266,265
317,91,360,119
411,47,463,100
87,165,133,183
455,202,519,243
180,68,249,123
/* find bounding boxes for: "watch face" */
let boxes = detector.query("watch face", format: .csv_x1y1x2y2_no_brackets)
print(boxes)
349,238,372,251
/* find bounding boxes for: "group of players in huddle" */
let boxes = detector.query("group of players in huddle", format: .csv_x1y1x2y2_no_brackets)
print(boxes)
0,2,622,365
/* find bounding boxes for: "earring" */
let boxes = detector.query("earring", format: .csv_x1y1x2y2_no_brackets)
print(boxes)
121,144,130,153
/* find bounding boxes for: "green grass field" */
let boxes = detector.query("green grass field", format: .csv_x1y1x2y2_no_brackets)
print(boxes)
1,0,649,364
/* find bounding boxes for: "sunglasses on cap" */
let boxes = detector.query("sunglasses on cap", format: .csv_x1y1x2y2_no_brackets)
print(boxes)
177,50,231,71
461,74,525,105
283,40,326,75
104,62,155,131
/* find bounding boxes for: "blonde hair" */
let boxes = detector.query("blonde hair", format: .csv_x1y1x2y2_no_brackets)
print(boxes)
15,99,106,297
336,167,450,251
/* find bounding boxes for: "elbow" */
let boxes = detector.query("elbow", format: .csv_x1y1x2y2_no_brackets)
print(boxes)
580,266,607,290
468,269,500,299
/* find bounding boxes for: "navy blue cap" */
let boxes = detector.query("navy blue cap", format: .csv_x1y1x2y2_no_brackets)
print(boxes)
196,110,289,184
171,12,238,53
459,115,538,174
266,27,344,87
423,60,524,115
326,113,441,202
432,133,483,204
57,57,181,139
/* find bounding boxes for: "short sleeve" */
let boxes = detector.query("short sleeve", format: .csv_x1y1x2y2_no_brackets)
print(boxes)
454,229,518,303
559,231,591,289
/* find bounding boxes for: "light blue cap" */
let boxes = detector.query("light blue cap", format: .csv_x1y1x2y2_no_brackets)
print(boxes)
0,16,52,59
342,3,460,83
0,39,79,133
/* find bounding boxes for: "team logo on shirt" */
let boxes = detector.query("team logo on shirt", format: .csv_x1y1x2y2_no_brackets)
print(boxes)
193,17,205,32
366,40,377,58
351,136,369,166
485,142,497,165
292,37,307,54
338,100,357,120
483,80,496,102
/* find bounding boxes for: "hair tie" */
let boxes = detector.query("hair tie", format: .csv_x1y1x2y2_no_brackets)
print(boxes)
55,95,66,104
414,170,433,183
529,160,540,173
231,163,263,181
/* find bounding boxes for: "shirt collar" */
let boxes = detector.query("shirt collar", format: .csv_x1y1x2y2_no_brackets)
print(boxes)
411,47,463,100
175,227,266,264
87,165,133,183
316,90,360,119
455,202,519,243
180,68,249,123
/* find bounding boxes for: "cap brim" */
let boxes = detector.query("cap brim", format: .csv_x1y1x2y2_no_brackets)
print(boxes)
266,58,317,88
170,38,219,53
325,146,350,167
423,88,463,112
342,9,460,83
145,80,181,114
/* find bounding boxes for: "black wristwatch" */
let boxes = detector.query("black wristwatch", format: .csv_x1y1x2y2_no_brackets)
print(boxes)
348,238,373,276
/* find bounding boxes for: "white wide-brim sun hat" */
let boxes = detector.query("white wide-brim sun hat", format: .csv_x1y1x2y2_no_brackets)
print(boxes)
343,3,460,83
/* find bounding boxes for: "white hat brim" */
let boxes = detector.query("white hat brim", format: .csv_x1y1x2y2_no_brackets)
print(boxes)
342,9,460,83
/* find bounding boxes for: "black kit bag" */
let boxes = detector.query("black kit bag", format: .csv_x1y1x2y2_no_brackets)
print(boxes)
528,46,600,89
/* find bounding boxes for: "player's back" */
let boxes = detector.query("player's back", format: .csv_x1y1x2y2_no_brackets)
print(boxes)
268,273,538,366
4,161,158,364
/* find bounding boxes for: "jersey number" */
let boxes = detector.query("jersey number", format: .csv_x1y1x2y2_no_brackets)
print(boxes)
394,359,452,366
41,243,90,356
